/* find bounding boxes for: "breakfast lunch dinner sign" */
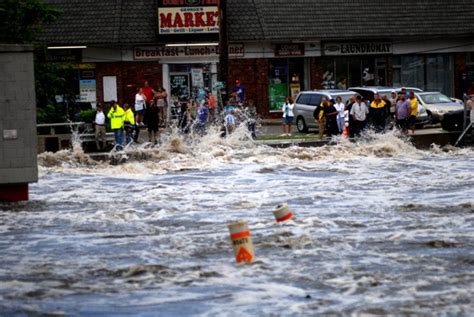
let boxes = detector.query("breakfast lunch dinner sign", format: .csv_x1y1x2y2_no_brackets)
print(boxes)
158,0,219,35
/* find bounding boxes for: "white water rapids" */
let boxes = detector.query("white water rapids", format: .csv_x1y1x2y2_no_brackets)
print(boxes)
1,127,473,316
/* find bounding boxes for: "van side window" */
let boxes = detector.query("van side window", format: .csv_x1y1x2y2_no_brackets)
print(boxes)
297,94,310,105
309,94,322,106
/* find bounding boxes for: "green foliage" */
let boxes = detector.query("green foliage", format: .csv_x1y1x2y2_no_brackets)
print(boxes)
0,0,61,44
36,104,68,124
34,45,76,110
78,109,96,123
0,0,71,123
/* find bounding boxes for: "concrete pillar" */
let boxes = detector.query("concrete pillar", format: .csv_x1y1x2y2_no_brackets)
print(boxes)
162,63,171,126
211,62,218,115
211,62,218,95
0,44,38,201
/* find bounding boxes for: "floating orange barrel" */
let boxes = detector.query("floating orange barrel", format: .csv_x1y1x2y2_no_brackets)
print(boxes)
273,203,293,223
228,221,255,264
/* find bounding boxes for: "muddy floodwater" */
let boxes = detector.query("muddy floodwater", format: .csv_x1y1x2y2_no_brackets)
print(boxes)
1,130,473,316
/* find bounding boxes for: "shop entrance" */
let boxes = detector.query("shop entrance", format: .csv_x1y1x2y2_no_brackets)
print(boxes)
169,63,212,105
268,58,306,112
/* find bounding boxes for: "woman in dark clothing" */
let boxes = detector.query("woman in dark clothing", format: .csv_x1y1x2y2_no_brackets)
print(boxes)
178,102,191,134
146,101,160,144
324,99,340,136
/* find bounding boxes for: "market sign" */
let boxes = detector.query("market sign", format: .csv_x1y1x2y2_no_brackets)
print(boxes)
323,42,392,56
158,0,218,35
275,44,305,57
134,43,244,60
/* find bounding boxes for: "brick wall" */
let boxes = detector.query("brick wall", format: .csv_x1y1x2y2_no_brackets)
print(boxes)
0,44,38,192
228,58,271,117
96,62,163,105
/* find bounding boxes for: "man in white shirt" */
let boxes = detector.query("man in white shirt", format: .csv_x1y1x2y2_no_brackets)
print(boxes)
350,95,369,136
94,103,106,150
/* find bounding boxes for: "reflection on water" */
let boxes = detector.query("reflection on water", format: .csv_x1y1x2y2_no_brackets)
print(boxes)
1,129,474,316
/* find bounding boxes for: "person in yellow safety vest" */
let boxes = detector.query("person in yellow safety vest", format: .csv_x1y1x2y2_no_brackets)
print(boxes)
408,91,419,135
370,94,386,132
123,103,136,145
313,97,328,139
107,100,125,150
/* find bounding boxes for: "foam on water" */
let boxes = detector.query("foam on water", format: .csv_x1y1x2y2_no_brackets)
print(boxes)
3,126,474,315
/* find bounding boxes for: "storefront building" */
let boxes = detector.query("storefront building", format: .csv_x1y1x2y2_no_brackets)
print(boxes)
40,0,474,118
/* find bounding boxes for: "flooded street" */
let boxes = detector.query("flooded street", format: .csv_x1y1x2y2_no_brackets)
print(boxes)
1,130,473,316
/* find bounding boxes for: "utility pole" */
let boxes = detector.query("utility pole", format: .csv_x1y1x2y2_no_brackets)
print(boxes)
218,0,228,91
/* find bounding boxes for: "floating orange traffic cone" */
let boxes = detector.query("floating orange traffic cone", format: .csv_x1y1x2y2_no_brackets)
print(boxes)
342,124,349,139
273,203,293,223
228,221,255,264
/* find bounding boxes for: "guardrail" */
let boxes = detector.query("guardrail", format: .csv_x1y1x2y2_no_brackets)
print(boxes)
37,122,86,135
36,122,115,153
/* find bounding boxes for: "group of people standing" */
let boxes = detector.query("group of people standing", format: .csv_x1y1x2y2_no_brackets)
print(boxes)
92,79,255,150
298,89,420,139
93,80,169,150
134,81,168,144
166,79,247,137
93,101,136,150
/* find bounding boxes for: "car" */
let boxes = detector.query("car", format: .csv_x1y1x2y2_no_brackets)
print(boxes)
349,86,396,101
349,86,430,127
293,90,359,133
415,91,465,123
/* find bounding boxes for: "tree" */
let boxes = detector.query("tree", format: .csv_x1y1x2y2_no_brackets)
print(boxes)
0,0,61,44
0,0,73,123
34,46,75,123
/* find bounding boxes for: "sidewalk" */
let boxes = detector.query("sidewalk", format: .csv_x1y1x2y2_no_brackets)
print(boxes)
261,118,282,126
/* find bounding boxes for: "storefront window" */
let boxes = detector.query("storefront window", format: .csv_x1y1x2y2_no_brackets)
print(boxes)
268,59,304,111
320,57,380,88
397,54,453,96
426,55,453,95
400,55,425,90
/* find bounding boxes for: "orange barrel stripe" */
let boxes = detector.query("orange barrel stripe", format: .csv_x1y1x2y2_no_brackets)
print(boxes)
230,231,251,240
276,212,293,222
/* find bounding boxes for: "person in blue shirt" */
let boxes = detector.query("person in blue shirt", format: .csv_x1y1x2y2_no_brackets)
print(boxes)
194,100,209,135
232,80,245,104
224,97,237,114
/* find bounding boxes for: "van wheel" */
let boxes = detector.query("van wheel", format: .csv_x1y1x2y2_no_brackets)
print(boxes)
296,116,308,133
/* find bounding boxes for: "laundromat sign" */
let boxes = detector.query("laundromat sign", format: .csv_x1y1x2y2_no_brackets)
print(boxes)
158,0,219,34
323,42,392,56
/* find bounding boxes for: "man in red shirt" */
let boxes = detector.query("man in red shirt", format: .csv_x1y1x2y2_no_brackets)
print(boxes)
141,81,155,106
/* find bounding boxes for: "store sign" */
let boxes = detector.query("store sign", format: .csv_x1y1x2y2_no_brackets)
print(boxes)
46,49,81,62
323,42,392,56
134,44,244,60
191,68,204,87
275,44,305,57
228,43,244,57
79,79,96,103
158,0,219,35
